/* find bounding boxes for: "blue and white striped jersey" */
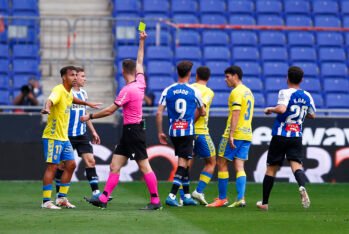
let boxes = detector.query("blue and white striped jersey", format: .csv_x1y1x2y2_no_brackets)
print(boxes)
159,83,204,137
272,88,316,137
68,88,88,137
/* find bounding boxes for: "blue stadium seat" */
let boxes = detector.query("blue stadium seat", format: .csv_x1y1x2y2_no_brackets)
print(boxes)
190,61,203,78
256,0,282,14
0,59,9,75
8,27,38,44
319,48,346,62
113,0,140,14
254,92,265,108
265,78,288,92
0,29,8,43
177,30,201,46
301,78,322,93
321,63,348,77
235,62,261,77
148,76,174,91
175,46,202,62
290,47,317,62
205,61,229,76
326,94,349,108
146,46,173,61
263,62,288,77
212,91,230,107
259,31,286,46
312,0,339,15
0,0,9,13
143,0,170,14
116,46,138,60
0,44,9,59
201,14,227,24
171,0,198,14
12,75,31,89
143,13,169,29
199,0,226,14
147,61,174,76
341,0,349,15
284,0,311,14
0,76,9,90
12,59,39,75
12,44,39,59
342,16,349,27
207,76,229,91
12,0,39,14
316,32,344,47
154,91,163,105
312,93,324,108
293,62,319,77
202,31,229,45
204,47,230,62
288,32,315,46
228,0,254,14
323,78,349,93
286,15,313,26
0,90,10,105
146,30,172,46
231,31,258,46
261,47,288,61
232,47,259,61
11,11,40,28
229,15,256,25
257,15,284,26
266,93,278,106
314,15,341,27
244,77,263,92
173,14,199,24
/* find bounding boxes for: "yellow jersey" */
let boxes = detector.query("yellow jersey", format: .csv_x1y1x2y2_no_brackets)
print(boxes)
191,83,214,135
42,84,73,141
223,84,254,141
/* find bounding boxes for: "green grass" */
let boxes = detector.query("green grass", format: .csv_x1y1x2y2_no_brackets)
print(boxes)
0,181,348,234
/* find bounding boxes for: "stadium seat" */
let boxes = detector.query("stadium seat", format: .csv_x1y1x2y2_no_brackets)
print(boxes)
244,77,263,92
153,91,163,105
312,0,339,15
207,76,229,91
316,32,344,47
201,14,227,25
323,78,349,93
231,31,258,46
147,61,174,76
266,93,278,106
326,94,349,108
301,78,322,93
0,0,9,14
12,59,39,75
228,0,254,14
312,93,324,108
202,31,229,45
12,75,31,89
143,13,169,29
0,59,9,75
261,47,288,61
11,11,40,28
143,0,170,14
171,0,198,14
232,47,259,61
199,0,226,14
113,0,141,14
12,44,39,59
293,62,319,77
253,92,265,108
173,14,199,24
321,63,348,77
284,0,311,14
116,46,138,60
146,46,173,61
290,47,317,62
235,62,261,77
146,30,172,46
205,61,230,76
314,15,341,27
288,32,315,47
148,76,174,91
319,48,346,62
256,0,282,14
175,46,202,62
190,61,203,77
341,0,349,15
12,0,39,14
0,29,8,43
342,16,349,27
259,31,286,46
257,15,284,26
229,15,256,25
263,62,288,77
265,78,288,92
0,76,9,90
8,27,38,44
203,47,230,62
0,90,10,105
286,15,313,26
0,44,9,59
212,92,230,107
176,30,201,46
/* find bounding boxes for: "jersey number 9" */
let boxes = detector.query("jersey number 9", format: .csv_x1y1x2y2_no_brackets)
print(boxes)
175,98,187,119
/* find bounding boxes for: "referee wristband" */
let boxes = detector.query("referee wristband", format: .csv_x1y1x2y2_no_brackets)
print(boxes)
89,113,94,120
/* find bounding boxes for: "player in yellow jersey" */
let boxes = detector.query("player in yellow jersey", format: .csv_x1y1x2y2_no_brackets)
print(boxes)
207,65,254,208
41,66,100,209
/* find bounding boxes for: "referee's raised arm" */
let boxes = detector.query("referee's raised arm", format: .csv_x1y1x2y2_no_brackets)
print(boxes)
136,31,147,74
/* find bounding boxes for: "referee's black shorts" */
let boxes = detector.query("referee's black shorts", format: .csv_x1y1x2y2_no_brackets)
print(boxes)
114,123,148,161
69,133,93,157
267,135,304,166
170,135,195,159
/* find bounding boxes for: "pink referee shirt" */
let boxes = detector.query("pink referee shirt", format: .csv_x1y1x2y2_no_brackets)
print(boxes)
114,73,145,125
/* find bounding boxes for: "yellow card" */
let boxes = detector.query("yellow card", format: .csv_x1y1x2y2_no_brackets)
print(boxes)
138,21,146,32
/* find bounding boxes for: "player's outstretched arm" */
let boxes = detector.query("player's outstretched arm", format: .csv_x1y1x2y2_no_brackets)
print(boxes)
136,31,147,74
156,105,167,144
80,103,119,122
73,96,102,109
41,100,53,115
264,105,287,115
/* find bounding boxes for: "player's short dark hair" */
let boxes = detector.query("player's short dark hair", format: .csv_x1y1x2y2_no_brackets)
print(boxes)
60,66,77,77
122,59,136,75
75,67,84,73
177,61,193,78
196,66,211,81
288,66,304,84
224,65,243,80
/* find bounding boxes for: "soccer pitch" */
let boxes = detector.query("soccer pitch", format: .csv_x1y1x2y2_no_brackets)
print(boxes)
0,182,348,234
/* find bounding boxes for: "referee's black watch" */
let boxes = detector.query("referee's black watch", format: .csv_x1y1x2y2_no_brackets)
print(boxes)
89,113,94,120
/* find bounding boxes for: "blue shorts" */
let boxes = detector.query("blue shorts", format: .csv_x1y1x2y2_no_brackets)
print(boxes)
43,138,74,164
194,134,216,158
218,137,251,161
